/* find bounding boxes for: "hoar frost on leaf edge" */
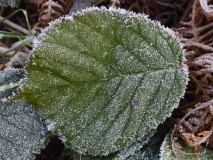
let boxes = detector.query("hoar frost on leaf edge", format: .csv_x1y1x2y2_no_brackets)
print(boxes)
32,6,185,54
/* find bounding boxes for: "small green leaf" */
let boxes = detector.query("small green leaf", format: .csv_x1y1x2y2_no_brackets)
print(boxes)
0,69,24,99
19,7,188,155
0,100,50,159
160,132,213,160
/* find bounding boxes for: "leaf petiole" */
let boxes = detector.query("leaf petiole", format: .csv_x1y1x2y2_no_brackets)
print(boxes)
0,82,21,91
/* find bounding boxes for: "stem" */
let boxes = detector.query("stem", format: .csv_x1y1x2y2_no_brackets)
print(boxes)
0,16,29,35
0,9,32,36
0,82,21,91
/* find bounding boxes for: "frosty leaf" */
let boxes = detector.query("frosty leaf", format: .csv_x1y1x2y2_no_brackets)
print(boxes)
127,124,170,160
0,100,50,159
160,133,213,160
64,148,117,160
0,0,20,7
0,69,24,99
64,129,155,160
18,7,188,155
69,124,168,160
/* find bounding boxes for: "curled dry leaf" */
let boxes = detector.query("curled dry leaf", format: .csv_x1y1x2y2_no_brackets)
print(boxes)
199,0,213,20
181,130,213,153
172,99,213,157
33,0,74,33
181,109,207,134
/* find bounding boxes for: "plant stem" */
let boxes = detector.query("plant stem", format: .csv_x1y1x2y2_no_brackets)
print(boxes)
0,16,29,35
0,82,21,91
0,9,33,36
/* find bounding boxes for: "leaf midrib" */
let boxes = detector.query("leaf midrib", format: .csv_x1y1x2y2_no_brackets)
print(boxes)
28,61,180,86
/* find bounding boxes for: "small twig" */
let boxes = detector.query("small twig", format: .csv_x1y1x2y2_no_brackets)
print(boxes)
181,38,213,51
156,1,176,8
0,16,29,35
0,47,14,56
177,0,194,28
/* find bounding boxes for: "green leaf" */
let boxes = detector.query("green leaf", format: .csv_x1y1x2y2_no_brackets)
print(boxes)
18,7,188,155
127,124,170,160
0,0,20,8
64,129,155,160
68,124,169,160
0,100,50,159
160,132,213,160
0,69,24,99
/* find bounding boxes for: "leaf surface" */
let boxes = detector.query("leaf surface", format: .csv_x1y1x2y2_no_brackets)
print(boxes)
64,129,155,160
68,124,169,160
0,100,50,159
19,7,188,155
